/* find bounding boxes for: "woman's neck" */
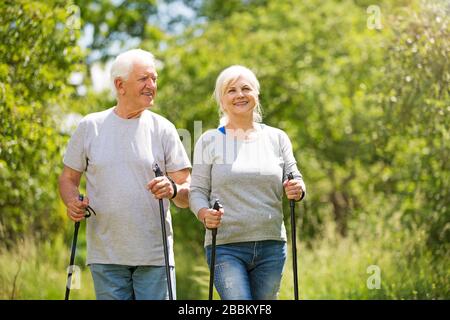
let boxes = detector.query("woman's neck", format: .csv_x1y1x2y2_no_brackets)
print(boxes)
225,118,259,140
225,116,255,131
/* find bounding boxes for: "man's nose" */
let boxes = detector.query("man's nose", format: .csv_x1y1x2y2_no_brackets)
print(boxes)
145,78,156,88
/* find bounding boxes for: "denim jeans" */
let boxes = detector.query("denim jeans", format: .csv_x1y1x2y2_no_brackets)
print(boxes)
205,240,287,300
89,264,176,300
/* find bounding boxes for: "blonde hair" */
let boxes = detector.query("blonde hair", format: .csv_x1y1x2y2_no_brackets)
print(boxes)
213,65,262,126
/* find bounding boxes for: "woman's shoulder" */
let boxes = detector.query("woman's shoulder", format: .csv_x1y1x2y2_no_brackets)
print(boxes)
260,123,288,138
200,127,225,138
194,128,224,149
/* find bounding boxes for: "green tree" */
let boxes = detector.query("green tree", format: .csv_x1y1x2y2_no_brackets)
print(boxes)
0,0,83,246
371,0,449,247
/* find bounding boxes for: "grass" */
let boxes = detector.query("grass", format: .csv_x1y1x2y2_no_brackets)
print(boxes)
1,222,448,300
279,223,449,300
0,229,95,300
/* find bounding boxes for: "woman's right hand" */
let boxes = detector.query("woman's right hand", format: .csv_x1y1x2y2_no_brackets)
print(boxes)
198,207,224,229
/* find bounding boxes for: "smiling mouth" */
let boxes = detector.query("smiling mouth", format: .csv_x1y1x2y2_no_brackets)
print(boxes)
142,92,154,97
234,101,248,106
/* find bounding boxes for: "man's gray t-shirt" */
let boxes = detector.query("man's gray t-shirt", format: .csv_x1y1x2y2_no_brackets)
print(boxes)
63,107,191,266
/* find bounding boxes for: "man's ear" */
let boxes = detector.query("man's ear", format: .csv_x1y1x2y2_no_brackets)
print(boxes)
114,78,125,95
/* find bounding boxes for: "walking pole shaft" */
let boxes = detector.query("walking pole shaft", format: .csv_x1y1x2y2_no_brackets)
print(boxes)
290,200,299,300
209,228,217,300
65,194,95,300
65,221,80,300
153,163,173,300
288,173,299,300
159,198,173,300
209,199,222,300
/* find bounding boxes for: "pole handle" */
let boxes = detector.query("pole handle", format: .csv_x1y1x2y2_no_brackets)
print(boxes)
211,199,222,234
78,194,96,217
153,163,164,177
287,173,296,208
213,199,223,211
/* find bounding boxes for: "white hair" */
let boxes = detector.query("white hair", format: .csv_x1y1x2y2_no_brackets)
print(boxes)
110,49,155,96
213,65,262,126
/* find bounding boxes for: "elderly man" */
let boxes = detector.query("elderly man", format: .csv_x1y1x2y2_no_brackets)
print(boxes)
59,49,191,300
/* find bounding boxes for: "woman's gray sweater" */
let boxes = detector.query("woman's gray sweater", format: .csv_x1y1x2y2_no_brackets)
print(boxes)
189,123,305,247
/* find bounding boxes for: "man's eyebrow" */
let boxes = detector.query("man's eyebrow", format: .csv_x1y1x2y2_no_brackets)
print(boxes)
139,72,158,78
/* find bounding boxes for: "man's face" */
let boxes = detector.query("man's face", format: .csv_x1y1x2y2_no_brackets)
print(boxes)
120,61,158,109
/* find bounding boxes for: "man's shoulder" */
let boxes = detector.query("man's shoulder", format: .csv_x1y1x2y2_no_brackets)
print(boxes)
143,110,176,129
81,108,113,124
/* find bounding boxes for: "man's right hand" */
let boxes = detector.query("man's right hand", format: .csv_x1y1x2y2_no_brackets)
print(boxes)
66,196,89,222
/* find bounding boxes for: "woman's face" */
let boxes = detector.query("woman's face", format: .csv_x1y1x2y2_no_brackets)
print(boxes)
221,76,258,120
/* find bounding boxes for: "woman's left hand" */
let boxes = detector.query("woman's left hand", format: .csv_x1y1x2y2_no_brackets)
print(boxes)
283,178,305,201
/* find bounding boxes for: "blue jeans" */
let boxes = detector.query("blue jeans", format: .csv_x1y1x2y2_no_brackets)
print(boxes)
205,240,287,300
89,264,176,300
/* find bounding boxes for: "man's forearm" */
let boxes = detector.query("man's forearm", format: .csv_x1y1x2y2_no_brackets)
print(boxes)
59,176,80,206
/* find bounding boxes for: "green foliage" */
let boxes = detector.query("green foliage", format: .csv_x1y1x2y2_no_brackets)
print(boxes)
0,0,84,246
74,0,162,62
370,0,450,246
0,233,94,299
198,0,269,21
279,219,449,299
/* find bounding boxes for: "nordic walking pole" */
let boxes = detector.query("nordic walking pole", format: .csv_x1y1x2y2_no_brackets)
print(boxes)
287,173,299,300
209,199,223,300
65,194,95,300
153,163,174,300
65,214,80,300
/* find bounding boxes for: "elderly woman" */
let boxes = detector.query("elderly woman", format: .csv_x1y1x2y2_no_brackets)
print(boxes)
190,65,306,300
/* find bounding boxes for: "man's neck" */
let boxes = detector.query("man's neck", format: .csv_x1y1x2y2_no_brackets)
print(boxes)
114,103,146,119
